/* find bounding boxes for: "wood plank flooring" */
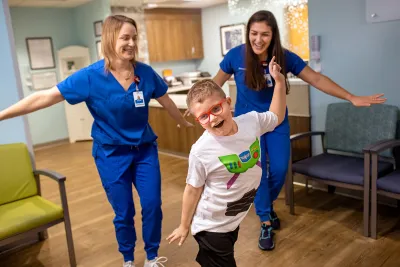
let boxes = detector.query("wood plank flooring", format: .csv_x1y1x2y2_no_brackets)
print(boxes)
1,141,400,267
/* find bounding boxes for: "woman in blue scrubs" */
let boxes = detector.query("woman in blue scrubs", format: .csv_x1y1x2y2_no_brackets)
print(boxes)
0,15,192,267
214,10,386,251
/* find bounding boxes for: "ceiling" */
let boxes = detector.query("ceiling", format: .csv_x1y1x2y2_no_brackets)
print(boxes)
8,0,93,8
114,0,227,8
7,0,227,8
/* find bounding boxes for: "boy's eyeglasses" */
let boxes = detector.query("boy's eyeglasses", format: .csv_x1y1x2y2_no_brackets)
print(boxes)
195,98,226,125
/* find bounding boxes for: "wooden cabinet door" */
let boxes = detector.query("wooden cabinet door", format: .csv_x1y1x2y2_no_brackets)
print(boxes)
190,15,204,59
144,9,203,62
146,19,166,62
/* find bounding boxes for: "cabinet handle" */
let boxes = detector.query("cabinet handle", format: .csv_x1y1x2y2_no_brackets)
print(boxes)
192,46,195,54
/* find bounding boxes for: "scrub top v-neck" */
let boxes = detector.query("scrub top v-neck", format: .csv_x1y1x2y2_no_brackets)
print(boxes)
57,60,168,146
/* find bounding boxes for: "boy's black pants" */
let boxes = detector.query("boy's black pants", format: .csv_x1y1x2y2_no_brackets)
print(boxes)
194,227,239,267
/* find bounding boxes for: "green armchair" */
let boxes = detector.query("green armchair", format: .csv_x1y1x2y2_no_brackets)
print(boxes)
0,143,76,266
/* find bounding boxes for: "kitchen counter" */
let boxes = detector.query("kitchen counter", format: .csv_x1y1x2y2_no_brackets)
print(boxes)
226,77,307,86
166,84,192,94
150,94,188,109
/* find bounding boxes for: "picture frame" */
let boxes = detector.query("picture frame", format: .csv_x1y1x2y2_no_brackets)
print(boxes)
26,37,56,70
94,20,103,37
96,40,103,60
31,71,58,90
220,23,246,56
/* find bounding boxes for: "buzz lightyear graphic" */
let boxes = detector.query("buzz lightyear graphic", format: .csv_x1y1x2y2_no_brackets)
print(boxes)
218,138,262,189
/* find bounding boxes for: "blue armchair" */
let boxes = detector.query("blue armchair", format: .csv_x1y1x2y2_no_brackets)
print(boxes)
285,102,398,237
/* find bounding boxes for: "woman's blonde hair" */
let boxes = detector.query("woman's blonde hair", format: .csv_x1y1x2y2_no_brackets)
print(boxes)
101,15,138,71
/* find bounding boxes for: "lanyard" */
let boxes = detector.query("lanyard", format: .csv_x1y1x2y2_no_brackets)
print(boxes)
261,60,268,74
133,75,140,91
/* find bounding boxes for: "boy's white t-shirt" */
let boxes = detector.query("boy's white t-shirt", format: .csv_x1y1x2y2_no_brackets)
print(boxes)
187,111,278,235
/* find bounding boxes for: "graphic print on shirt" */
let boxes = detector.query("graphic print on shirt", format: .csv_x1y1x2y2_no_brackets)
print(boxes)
218,138,261,189
225,188,257,216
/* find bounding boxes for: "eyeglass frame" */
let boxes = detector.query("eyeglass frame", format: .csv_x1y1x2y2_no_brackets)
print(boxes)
195,98,227,125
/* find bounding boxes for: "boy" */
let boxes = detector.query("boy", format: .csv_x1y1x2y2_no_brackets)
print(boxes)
167,57,286,266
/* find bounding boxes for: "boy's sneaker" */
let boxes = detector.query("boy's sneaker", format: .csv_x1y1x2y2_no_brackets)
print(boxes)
270,210,281,230
123,261,135,267
258,224,275,251
144,256,168,267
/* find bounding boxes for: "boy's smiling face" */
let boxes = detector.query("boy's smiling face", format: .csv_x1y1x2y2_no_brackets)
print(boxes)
190,93,237,137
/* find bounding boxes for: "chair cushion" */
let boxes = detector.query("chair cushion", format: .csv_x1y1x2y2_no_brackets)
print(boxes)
293,153,393,185
377,170,400,194
0,196,64,240
0,143,37,205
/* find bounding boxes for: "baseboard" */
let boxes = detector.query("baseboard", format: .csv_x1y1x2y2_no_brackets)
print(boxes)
33,138,69,151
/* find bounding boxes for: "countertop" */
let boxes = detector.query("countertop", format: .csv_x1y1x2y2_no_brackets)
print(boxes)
150,94,188,109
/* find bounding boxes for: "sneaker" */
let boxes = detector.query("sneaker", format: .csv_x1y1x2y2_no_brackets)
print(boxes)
269,210,281,230
123,261,135,267
258,224,275,251
144,256,168,267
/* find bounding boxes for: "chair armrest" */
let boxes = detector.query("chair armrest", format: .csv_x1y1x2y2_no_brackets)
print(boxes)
362,139,393,153
33,169,70,217
34,169,66,182
290,131,325,142
368,139,400,154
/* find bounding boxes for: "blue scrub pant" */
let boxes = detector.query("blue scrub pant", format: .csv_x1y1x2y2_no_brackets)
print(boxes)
254,121,291,222
93,141,162,262
235,104,291,223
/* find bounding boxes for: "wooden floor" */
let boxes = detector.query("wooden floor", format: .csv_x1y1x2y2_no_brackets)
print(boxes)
1,141,400,267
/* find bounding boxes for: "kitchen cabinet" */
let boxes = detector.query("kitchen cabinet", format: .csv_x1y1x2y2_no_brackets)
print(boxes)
144,8,204,62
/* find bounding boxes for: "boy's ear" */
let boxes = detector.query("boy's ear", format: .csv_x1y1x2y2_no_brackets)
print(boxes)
226,97,232,105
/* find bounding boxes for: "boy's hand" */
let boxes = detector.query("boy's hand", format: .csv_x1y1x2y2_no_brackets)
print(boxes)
167,225,189,246
269,56,285,84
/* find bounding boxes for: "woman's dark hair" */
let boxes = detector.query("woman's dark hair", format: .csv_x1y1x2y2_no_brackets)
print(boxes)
245,10,290,94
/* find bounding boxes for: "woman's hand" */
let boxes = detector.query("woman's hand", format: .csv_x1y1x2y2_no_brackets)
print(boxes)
268,56,285,84
348,94,386,107
167,225,189,246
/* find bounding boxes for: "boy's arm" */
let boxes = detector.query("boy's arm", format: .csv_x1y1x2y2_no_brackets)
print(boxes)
180,184,204,229
258,57,287,135
167,184,203,246
268,57,286,125
167,152,206,246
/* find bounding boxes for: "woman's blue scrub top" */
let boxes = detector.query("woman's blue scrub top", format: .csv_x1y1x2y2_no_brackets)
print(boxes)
57,60,168,146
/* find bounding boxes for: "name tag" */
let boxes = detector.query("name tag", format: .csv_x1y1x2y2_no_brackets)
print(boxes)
133,91,145,107
265,74,273,87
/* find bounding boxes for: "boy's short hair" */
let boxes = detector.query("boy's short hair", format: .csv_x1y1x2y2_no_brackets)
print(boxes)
186,79,226,109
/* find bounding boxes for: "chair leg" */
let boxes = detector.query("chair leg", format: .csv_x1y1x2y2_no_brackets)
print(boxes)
288,151,295,215
371,190,378,239
285,178,290,206
64,215,77,267
38,230,48,241
370,154,378,239
59,182,77,267
290,175,295,215
363,181,370,237
363,151,370,237
305,178,309,194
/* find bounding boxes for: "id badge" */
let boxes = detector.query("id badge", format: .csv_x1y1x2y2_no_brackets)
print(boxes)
265,73,273,88
133,91,145,107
